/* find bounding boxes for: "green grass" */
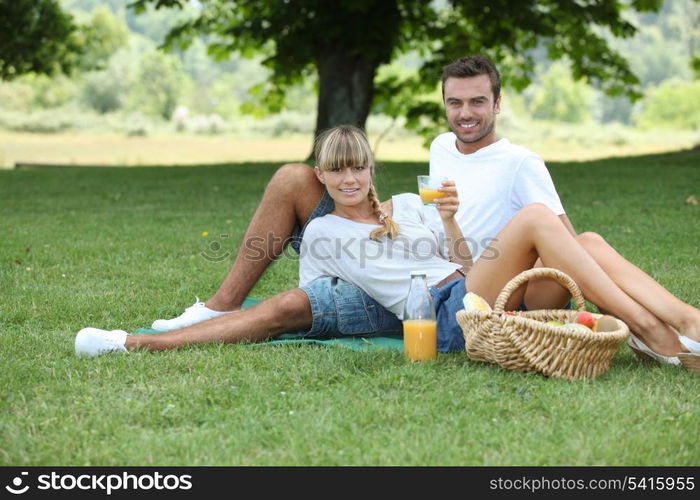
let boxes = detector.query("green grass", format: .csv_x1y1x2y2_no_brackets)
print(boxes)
1,150,699,465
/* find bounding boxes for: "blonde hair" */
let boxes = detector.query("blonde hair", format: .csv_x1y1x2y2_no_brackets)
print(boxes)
314,125,399,241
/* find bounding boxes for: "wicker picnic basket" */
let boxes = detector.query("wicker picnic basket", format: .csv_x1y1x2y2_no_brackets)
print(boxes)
456,267,630,380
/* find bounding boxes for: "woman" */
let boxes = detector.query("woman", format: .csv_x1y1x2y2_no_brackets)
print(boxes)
75,126,700,371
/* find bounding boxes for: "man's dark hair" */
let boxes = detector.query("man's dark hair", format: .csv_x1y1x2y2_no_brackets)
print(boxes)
441,55,501,102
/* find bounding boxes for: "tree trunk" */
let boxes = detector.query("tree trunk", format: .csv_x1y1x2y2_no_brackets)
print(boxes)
314,47,378,140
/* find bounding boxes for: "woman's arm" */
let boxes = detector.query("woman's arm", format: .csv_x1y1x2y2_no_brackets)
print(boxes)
436,181,473,269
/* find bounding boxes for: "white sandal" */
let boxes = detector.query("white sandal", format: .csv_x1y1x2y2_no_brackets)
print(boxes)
627,334,681,366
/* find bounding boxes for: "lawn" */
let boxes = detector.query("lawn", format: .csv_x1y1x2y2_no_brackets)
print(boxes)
0,149,698,465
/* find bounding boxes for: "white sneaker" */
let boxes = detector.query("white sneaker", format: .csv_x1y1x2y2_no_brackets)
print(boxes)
75,328,128,358
151,298,230,332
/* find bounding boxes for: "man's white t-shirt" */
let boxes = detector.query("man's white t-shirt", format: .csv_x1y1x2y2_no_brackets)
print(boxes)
299,193,461,319
429,133,564,260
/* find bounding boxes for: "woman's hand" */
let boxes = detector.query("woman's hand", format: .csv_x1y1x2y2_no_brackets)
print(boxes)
435,180,459,221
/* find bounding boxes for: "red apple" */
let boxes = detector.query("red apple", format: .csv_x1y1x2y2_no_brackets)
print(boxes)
576,311,596,329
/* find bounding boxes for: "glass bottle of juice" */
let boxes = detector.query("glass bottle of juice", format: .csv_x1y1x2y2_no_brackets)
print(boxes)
403,271,437,362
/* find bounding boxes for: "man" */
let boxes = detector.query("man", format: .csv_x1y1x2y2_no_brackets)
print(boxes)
428,56,577,310
151,55,572,333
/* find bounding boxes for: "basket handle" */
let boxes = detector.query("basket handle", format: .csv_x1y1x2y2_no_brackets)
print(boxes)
493,267,586,315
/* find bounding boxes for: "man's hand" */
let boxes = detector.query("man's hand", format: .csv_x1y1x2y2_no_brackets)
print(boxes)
435,180,459,220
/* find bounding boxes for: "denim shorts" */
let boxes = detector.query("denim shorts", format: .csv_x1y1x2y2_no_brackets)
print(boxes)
299,277,402,338
289,189,335,254
430,278,468,353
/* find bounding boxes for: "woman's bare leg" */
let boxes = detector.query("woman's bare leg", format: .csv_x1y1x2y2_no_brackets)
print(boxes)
129,289,312,351
576,231,700,343
466,204,686,356
522,231,700,350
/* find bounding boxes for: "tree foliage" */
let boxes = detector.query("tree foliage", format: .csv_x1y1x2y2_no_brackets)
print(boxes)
0,0,81,79
75,6,130,71
131,0,664,138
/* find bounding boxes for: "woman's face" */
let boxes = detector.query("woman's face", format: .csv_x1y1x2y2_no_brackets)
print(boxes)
316,164,372,208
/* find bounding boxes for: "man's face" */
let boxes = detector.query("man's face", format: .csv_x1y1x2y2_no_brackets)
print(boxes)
443,75,500,154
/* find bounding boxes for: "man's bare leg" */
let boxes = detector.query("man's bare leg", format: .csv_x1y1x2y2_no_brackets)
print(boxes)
205,163,326,312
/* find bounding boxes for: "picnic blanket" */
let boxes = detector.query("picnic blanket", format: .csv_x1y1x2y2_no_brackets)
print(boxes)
136,297,404,352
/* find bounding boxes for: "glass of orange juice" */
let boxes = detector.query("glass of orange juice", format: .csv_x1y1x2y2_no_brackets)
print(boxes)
417,175,447,206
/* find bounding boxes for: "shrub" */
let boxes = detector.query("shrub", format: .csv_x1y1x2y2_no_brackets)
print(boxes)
634,79,700,130
22,73,78,109
82,70,126,113
528,62,595,123
0,108,77,133
0,80,34,111
127,50,192,120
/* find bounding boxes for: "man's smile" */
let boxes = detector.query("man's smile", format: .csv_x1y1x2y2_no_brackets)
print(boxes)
458,121,478,129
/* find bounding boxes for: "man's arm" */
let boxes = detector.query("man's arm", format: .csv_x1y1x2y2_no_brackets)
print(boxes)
436,181,473,268
442,217,473,268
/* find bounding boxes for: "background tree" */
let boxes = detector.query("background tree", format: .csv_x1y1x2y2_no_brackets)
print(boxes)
75,5,130,71
0,0,81,79
82,62,129,113
132,0,664,140
528,62,595,123
127,50,190,119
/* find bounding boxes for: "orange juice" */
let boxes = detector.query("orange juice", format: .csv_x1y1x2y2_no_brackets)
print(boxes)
403,319,437,361
418,188,445,205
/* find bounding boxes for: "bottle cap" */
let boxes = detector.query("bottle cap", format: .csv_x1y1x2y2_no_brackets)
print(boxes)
410,270,427,277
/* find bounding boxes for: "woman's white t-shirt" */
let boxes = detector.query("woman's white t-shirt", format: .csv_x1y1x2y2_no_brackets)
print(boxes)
299,193,461,319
